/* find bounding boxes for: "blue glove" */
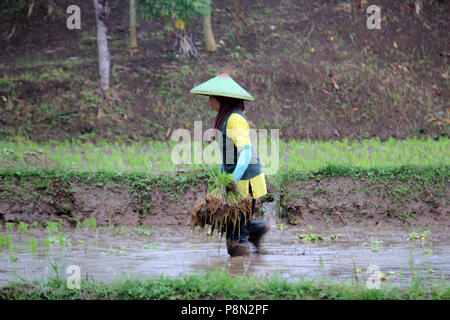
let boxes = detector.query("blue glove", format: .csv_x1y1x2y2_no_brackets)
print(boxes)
231,145,252,184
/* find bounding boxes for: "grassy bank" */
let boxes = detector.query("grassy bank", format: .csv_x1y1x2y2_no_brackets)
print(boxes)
0,164,447,228
1,270,448,300
1,137,448,173
1,164,448,194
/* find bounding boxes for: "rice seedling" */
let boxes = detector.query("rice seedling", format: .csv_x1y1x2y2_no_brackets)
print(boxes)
47,236,58,244
135,228,152,236
5,235,14,252
90,216,97,231
184,242,195,249
372,246,381,253
58,232,65,248
44,237,51,252
371,239,384,253
0,233,4,252
82,218,91,230
3,137,448,173
17,222,28,235
408,232,421,240
329,234,344,240
6,222,14,233
28,237,39,255
46,222,58,234
190,171,252,237
297,232,324,242
408,230,430,241
148,242,159,249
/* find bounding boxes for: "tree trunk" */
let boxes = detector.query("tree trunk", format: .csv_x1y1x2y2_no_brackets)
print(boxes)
203,9,216,51
93,0,110,118
129,0,138,48
415,0,422,15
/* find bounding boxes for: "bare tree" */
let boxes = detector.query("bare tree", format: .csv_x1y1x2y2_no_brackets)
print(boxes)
202,6,216,51
415,0,422,15
92,0,110,118
129,0,138,49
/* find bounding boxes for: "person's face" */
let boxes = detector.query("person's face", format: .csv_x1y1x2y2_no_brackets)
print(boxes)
209,96,220,112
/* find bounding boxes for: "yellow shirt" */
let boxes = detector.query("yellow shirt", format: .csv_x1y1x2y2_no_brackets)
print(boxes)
226,113,267,199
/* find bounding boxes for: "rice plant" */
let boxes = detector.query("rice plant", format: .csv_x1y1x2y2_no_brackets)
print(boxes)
0,233,4,252
46,222,58,234
1,137,448,174
6,222,14,233
17,222,28,235
5,235,14,252
44,237,51,252
28,237,39,255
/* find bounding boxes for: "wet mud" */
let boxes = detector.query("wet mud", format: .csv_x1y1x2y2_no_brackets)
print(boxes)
0,225,448,287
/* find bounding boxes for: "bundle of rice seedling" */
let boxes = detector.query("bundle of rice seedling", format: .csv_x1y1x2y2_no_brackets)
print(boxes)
190,172,252,237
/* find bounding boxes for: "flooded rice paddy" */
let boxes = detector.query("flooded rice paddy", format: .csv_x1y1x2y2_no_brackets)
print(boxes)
0,224,448,288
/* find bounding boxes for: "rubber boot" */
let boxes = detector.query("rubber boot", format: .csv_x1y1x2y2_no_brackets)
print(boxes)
249,223,271,251
226,240,250,257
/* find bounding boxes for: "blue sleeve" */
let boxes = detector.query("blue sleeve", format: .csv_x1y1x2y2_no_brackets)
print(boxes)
231,145,251,184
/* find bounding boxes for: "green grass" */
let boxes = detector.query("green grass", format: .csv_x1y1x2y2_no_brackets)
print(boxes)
0,163,447,195
1,270,448,300
1,137,448,174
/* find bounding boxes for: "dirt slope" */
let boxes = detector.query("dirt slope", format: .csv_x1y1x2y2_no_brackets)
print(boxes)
0,0,448,142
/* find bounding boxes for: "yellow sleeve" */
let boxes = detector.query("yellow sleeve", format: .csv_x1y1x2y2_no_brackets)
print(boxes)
226,113,251,149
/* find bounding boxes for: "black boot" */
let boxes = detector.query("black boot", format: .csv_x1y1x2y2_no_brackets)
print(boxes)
249,221,270,251
226,240,251,256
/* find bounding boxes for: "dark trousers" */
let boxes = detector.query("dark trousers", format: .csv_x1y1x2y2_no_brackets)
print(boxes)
225,186,267,243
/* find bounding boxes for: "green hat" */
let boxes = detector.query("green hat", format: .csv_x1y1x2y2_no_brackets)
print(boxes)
190,73,255,101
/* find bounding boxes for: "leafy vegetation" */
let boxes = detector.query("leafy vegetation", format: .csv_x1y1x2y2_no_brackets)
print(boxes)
297,232,324,242
1,270,448,300
1,137,448,173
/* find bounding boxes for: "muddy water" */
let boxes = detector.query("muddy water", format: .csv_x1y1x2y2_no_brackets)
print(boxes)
0,224,448,288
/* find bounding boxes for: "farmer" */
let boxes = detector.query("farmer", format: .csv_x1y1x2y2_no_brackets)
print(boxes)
190,73,270,256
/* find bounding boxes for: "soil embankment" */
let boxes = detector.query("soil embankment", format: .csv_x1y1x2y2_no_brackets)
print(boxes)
280,176,449,229
1,0,449,142
0,168,448,230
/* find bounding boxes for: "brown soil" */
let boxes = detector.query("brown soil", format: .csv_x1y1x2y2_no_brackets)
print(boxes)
0,175,447,229
279,176,449,229
0,178,209,228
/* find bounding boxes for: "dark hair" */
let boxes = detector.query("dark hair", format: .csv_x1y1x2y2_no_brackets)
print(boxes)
213,96,245,130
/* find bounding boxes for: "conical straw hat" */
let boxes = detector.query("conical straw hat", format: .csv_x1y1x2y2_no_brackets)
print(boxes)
190,73,255,101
